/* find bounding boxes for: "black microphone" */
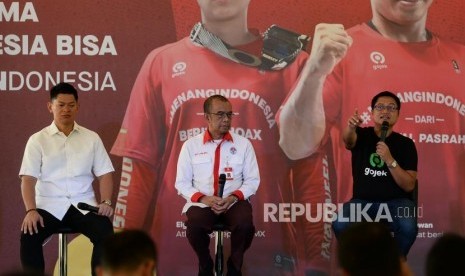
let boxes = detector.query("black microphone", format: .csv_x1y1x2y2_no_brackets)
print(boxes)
218,173,226,198
380,121,389,142
77,202,99,213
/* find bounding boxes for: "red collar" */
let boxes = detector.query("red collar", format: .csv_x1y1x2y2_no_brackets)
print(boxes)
203,131,233,144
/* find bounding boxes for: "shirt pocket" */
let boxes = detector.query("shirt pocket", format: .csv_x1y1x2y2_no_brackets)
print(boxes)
68,148,93,177
228,155,244,181
192,155,213,181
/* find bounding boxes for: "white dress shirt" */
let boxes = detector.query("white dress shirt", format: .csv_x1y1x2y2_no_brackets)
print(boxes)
19,122,114,220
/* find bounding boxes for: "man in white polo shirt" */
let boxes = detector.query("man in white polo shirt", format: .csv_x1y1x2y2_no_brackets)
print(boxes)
175,95,260,276
19,82,115,275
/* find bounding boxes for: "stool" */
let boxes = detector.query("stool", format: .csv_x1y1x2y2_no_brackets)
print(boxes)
212,223,228,276
55,227,75,276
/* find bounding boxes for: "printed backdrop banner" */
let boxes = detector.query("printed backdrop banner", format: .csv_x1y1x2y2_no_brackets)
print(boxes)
1,0,464,275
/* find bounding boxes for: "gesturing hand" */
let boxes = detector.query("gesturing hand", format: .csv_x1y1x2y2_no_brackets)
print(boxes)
348,109,362,129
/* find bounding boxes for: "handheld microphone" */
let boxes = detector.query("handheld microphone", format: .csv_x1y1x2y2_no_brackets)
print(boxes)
218,173,226,198
77,202,99,213
380,121,389,142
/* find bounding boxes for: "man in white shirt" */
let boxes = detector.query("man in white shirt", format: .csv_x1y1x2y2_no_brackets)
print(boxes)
175,95,260,276
19,82,115,275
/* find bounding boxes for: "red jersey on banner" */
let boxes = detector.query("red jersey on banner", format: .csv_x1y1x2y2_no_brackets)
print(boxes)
111,36,331,274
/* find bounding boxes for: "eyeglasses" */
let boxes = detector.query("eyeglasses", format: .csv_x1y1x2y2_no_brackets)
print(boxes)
208,112,234,119
374,104,398,112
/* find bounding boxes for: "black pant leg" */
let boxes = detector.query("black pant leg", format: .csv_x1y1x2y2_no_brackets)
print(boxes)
223,201,255,275
63,205,113,276
20,209,62,274
186,206,217,275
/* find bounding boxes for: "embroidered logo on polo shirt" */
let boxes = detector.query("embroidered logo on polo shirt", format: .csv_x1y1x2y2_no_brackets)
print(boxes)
230,147,237,154
370,51,388,71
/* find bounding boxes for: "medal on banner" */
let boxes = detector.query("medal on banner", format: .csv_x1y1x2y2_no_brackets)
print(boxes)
190,22,310,71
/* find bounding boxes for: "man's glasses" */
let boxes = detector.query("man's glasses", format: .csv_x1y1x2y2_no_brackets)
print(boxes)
208,112,234,119
373,104,398,112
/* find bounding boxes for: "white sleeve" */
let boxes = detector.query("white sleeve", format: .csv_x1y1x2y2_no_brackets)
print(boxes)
19,136,42,178
92,134,114,177
237,140,260,199
175,140,200,201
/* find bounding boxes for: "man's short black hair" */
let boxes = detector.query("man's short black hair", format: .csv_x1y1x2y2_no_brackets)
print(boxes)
203,95,229,114
371,91,401,111
50,82,78,101
338,222,401,276
101,229,157,271
426,232,465,276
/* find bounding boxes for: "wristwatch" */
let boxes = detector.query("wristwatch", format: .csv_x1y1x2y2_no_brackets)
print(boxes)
101,199,112,206
388,160,398,168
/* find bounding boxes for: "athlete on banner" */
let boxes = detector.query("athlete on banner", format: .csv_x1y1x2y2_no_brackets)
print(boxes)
111,0,340,274
278,0,465,272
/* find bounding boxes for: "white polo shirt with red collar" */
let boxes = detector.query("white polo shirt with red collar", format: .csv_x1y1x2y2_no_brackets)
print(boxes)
175,130,260,214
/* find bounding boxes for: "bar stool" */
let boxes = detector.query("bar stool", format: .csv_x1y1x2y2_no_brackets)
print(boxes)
212,222,228,276
54,226,76,276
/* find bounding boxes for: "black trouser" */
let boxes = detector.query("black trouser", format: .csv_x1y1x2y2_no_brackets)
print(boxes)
186,200,255,276
20,205,113,276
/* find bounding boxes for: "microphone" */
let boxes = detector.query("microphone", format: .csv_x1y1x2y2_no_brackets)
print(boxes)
77,202,99,213
380,121,389,142
218,173,226,198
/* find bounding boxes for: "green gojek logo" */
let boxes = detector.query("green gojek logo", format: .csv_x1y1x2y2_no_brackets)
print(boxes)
369,153,385,168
